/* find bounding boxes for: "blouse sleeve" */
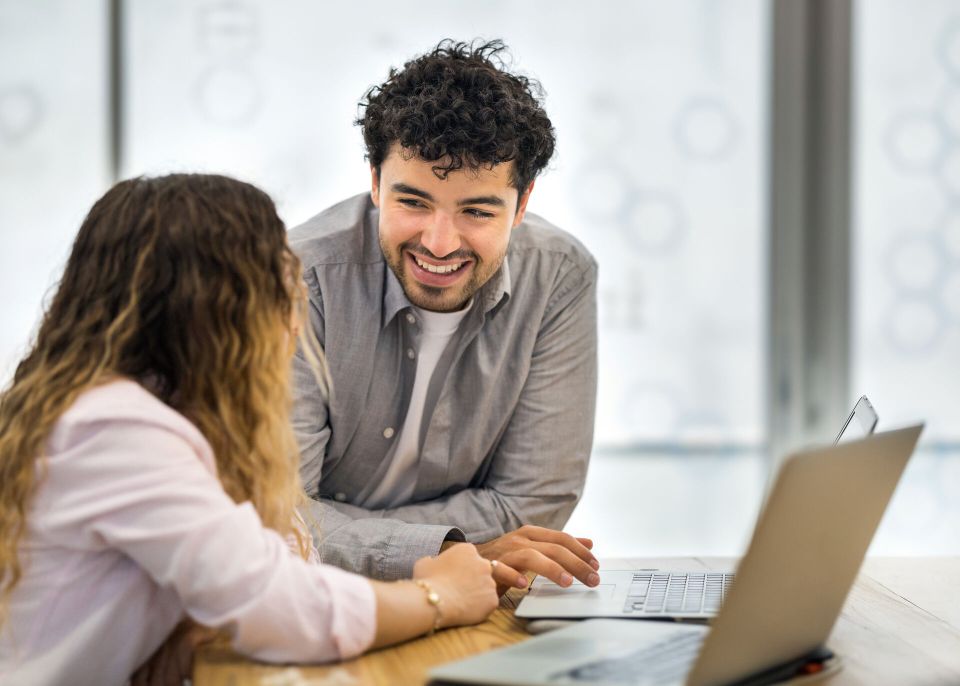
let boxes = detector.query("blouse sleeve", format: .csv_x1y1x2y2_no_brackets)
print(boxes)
39,416,377,663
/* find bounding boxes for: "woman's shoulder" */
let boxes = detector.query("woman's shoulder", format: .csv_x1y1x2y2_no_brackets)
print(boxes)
62,378,188,426
51,378,212,463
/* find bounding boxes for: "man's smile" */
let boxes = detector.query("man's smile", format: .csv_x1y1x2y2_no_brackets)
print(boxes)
405,250,474,288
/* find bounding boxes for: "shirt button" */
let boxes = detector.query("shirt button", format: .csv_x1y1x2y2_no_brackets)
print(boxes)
334,492,347,502
406,313,416,324
383,427,395,438
407,348,415,359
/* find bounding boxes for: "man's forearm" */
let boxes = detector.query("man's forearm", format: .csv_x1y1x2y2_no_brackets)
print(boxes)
368,485,580,543
299,496,465,580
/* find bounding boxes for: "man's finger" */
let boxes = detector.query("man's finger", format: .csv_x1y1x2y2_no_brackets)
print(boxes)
522,527,599,568
575,537,599,569
501,549,572,588
532,541,601,587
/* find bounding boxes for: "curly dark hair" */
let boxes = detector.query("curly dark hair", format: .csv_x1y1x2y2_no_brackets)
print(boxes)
356,39,556,196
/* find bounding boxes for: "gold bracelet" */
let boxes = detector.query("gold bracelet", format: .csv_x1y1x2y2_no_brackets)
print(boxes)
413,579,443,635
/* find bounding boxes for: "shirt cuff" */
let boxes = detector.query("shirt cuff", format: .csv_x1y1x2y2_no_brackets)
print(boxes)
381,524,465,580
321,565,378,659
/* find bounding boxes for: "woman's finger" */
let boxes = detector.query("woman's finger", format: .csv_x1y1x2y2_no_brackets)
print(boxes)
490,558,528,589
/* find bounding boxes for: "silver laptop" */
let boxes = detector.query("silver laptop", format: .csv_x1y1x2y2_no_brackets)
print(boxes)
430,424,923,686
515,396,880,621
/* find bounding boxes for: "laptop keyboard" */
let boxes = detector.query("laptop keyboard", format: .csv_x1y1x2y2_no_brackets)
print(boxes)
550,630,704,684
622,572,734,615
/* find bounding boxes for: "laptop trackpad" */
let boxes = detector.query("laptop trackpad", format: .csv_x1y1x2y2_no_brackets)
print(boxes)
533,583,617,599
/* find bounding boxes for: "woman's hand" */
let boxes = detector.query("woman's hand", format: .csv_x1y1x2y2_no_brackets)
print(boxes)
413,542,499,628
371,543,499,648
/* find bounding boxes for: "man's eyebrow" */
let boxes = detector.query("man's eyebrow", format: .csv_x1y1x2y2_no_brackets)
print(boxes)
458,195,505,207
391,183,434,201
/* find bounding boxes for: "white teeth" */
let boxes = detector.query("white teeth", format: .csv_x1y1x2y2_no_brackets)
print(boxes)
415,256,464,274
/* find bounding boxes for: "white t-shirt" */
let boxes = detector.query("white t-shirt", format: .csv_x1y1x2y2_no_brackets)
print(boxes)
359,304,470,509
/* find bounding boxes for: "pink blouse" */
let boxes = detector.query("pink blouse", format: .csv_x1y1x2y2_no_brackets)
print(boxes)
0,379,376,686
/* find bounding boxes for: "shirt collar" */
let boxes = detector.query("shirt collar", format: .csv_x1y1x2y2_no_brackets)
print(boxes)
382,264,412,328
480,252,511,313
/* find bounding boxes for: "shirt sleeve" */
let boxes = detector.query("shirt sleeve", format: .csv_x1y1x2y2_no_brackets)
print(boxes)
42,416,377,663
291,271,464,580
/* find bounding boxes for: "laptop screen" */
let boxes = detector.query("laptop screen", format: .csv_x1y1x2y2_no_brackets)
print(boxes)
835,395,879,444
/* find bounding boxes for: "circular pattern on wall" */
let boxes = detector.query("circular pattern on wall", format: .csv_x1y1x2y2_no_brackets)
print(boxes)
936,18,960,83
886,232,947,294
939,270,960,321
885,111,946,172
0,86,44,144
620,191,686,255
942,210,960,260
884,297,946,353
197,2,258,55
582,95,632,150
673,97,738,161
571,162,633,220
938,147,960,197
936,88,960,140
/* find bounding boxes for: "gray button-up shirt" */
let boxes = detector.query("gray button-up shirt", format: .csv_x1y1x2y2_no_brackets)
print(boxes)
289,193,598,580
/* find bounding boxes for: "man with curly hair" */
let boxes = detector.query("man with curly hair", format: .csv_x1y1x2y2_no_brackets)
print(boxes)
289,39,600,592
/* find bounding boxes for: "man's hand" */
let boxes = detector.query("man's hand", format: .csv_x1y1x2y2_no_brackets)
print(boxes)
465,525,600,594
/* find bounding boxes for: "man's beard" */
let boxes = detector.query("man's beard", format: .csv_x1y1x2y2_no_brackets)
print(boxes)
381,239,503,313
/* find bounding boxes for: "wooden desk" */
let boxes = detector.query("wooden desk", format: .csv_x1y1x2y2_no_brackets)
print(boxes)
194,557,960,685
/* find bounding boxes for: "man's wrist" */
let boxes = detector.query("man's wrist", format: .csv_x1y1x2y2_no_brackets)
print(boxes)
436,527,467,556
473,539,493,559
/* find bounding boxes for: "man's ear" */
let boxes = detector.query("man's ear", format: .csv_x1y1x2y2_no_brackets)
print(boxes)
512,181,535,227
370,166,381,207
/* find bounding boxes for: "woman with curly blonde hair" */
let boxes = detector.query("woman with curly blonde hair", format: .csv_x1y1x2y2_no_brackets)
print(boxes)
0,174,499,685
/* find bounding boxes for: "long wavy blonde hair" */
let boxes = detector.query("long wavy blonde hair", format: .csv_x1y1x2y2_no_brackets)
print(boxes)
0,174,325,622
